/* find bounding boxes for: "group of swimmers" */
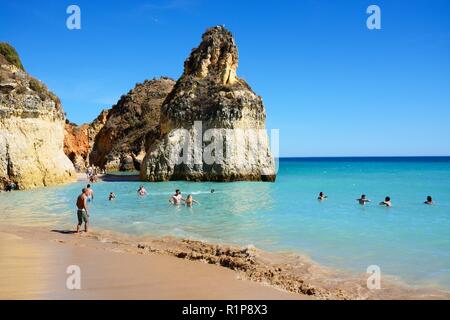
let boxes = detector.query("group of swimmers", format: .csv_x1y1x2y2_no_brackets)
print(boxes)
317,192,434,207
75,185,435,233
75,184,214,232
135,186,211,206
169,189,200,207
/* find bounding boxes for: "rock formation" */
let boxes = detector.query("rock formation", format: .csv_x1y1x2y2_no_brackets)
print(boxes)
140,26,276,182
0,43,75,190
89,78,175,171
63,110,108,172
64,122,90,172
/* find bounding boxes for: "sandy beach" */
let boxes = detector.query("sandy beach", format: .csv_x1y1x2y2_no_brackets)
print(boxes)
0,226,303,300
1,223,448,300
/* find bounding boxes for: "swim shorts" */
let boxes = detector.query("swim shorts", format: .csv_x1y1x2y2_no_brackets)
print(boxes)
77,209,89,225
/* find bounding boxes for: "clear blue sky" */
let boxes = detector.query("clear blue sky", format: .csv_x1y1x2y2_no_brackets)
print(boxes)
1,0,449,157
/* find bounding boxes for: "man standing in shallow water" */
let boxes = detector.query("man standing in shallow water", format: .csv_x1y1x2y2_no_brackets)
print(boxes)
86,184,94,202
170,189,184,205
76,188,90,233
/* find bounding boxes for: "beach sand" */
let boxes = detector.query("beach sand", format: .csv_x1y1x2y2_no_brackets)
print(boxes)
0,227,303,300
1,224,448,300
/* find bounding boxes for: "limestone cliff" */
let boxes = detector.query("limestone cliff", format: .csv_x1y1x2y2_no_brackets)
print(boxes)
140,26,276,182
89,78,175,171
0,43,75,190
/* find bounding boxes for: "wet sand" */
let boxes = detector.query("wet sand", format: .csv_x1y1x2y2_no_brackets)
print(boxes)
0,227,303,300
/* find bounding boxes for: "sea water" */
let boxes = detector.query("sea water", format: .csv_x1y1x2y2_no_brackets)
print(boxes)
1,157,449,290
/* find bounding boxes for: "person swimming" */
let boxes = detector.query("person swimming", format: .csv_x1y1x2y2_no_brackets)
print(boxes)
379,196,392,207
357,194,371,205
318,192,328,201
184,194,200,207
170,189,184,205
137,186,148,196
424,196,433,205
210,189,215,194
5,180,17,192
108,192,116,201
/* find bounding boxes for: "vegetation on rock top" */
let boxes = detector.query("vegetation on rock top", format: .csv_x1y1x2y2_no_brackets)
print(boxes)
0,42,25,71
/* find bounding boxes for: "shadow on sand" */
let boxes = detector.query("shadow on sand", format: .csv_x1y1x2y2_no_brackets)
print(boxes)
51,230,78,235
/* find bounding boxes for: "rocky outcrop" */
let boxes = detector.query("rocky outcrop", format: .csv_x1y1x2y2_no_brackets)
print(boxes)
0,43,75,190
64,122,90,172
63,110,108,172
140,26,276,182
89,78,175,171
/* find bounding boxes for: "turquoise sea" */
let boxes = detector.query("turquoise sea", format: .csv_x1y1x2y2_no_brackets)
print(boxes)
1,157,450,290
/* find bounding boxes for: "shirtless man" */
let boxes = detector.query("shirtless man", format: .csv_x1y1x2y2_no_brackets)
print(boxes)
76,188,90,233
424,196,433,205
86,184,94,202
357,194,371,205
170,189,184,205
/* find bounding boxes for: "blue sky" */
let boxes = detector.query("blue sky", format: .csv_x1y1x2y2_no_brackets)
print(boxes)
1,0,449,157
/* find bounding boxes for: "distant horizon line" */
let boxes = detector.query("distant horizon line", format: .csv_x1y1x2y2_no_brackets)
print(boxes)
278,155,450,159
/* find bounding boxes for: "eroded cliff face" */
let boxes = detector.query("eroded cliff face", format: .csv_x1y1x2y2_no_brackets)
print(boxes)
0,43,75,190
141,26,276,182
63,110,108,172
64,78,175,172
89,78,175,171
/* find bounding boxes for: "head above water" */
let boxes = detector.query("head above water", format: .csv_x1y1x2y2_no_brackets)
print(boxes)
87,184,91,188
82,188,87,194
175,189,180,195
427,196,432,202
319,192,324,197
385,196,391,202
361,194,366,199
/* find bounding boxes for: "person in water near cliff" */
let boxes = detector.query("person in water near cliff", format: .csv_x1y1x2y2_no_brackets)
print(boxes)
318,192,328,201
109,192,116,201
357,194,371,205
424,196,433,205
5,180,17,192
76,188,90,233
379,196,392,207
170,189,184,205
184,195,200,207
137,186,148,196
86,184,94,202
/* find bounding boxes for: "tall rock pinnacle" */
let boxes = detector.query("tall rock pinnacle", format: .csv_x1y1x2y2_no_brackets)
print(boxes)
141,26,276,182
